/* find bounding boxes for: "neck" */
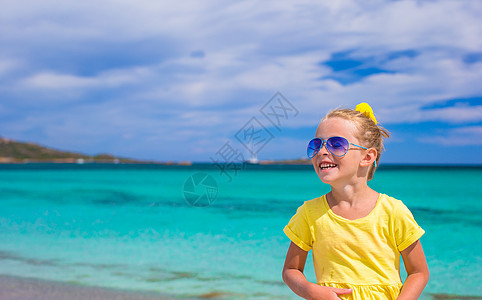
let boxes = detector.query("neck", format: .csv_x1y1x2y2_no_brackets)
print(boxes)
328,181,374,206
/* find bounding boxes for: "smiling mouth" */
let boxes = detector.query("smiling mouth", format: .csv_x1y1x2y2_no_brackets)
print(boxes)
319,162,337,171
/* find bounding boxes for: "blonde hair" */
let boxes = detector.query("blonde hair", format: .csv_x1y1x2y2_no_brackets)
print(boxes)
322,108,390,180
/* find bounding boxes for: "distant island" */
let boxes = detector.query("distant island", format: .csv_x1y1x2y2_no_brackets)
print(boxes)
0,136,311,165
0,136,167,164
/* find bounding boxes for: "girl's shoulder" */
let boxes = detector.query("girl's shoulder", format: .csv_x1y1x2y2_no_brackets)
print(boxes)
304,194,328,210
294,195,329,221
377,193,416,218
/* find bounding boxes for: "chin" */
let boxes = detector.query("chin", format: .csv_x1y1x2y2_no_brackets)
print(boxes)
314,169,335,185
318,174,334,185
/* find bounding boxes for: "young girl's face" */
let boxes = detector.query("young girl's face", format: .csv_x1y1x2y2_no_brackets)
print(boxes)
312,117,367,185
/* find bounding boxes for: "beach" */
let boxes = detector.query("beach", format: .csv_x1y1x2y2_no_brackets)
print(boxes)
2,275,482,300
0,275,179,300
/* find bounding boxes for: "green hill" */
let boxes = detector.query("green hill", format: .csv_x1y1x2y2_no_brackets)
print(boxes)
0,136,146,163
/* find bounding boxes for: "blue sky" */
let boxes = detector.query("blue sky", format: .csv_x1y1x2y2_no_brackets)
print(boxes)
1,0,481,164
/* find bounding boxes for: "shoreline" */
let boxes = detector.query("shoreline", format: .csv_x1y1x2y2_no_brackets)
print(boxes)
1,275,481,300
0,275,186,300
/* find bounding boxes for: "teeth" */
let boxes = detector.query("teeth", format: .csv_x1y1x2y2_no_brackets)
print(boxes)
320,163,336,169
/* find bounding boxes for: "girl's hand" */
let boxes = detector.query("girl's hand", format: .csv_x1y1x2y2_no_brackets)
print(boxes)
307,284,352,300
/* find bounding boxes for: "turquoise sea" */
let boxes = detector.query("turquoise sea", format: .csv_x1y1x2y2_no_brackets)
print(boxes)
0,163,481,299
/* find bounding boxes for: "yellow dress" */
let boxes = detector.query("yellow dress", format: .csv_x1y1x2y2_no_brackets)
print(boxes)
284,194,425,300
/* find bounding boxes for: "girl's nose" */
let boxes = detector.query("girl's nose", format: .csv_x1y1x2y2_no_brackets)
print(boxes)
318,142,330,156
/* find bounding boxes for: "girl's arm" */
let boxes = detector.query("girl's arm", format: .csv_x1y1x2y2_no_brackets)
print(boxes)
282,242,352,300
397,240,430,300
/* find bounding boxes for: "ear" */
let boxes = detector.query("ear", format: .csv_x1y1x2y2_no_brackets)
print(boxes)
360,148,377,168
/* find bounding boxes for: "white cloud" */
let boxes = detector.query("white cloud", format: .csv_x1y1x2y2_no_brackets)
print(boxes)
19,66,152,89
0,59,21,77
1,0,482,160
420,126,482,146
422,105,482,124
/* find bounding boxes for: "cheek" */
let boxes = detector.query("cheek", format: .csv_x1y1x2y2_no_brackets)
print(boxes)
339,154,360,168
312,158,319,173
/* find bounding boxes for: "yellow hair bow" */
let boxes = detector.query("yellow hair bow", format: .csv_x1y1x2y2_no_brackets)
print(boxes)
355,102,377,125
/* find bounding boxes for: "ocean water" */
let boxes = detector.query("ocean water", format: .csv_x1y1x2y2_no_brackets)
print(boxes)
0,163,481,299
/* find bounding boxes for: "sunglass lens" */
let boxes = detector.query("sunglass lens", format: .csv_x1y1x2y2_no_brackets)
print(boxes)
307,138,322,158
327,137,349,157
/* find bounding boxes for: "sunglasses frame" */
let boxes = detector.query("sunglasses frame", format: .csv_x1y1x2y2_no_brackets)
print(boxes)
307,136,368,157
307,136,377,167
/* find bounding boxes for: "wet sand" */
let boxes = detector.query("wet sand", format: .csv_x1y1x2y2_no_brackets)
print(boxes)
0,275,179,300
2,275,481,300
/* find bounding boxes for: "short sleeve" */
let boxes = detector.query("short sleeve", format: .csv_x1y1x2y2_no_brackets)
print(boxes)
283,204,313,251
393,201,425,252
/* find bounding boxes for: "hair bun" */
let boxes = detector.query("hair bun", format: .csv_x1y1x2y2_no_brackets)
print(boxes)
355,102,377,125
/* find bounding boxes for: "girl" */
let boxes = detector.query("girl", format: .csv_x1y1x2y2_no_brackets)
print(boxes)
282,103,429,300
